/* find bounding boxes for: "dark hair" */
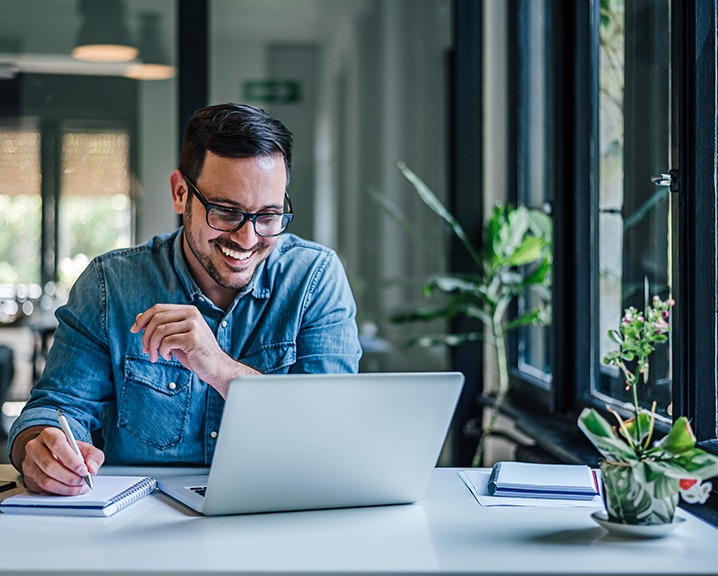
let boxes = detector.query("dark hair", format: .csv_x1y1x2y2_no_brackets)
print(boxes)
178,103,294,186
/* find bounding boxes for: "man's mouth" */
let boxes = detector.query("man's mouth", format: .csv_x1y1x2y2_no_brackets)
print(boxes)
219,244,252,261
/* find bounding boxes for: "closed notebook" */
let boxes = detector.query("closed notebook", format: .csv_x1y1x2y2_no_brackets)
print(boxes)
487,462,599,500
0,476,156,517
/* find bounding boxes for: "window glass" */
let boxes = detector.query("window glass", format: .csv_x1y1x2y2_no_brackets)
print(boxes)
0,125,42,286
516,0,552,386
58,130,132,289
596,0,672,417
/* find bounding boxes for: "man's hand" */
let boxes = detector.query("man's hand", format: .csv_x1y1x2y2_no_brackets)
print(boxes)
12,426,105,495
131,303,259,397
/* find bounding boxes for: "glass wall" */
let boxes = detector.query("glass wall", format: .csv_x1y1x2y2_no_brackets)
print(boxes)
0,0,178,319
210,0,454,374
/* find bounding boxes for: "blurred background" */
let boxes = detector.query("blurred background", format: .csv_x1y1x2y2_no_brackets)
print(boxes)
0,0,458,462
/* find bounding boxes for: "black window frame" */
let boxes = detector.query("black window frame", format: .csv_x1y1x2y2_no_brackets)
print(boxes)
482,0,718,522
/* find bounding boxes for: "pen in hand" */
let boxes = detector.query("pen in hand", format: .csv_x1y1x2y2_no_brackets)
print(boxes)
55,409,94,490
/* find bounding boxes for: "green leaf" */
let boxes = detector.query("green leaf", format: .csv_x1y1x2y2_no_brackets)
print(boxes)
667,448,718,480
577,408,637,461
504,236,545,266
502,307,547,333
521,257,552,288
398,162,483,268
653,417,696,455
620,413,653,445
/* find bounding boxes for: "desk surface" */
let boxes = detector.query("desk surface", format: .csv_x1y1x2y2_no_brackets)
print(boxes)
0,465,715,576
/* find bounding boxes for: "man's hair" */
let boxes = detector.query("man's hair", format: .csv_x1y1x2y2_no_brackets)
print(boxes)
178,103,294,186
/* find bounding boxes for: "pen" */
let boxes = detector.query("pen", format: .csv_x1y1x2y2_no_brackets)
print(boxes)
56,409,94,490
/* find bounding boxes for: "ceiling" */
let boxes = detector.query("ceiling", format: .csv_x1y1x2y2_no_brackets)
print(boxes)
0,0,365,77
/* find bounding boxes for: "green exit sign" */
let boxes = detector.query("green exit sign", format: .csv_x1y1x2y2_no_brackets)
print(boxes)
242,80,301,104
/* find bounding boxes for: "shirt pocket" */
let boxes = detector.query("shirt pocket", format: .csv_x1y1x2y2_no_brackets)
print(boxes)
118,355,192,449
239,342,296,374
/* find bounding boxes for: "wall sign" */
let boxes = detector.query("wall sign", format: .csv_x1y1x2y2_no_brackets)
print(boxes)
242,80,301,104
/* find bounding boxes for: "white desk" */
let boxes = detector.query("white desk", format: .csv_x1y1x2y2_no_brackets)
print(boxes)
0,465,715,576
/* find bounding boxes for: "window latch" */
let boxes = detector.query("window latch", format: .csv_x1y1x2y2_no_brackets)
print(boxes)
651,169,679,193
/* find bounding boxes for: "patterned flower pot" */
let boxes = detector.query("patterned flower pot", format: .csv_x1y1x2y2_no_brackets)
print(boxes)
600,461,678,525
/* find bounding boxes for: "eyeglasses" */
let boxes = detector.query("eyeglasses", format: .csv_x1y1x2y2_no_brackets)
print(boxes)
182,173,294,237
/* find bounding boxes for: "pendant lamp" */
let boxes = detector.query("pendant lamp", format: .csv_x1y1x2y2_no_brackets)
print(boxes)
125,12,176,80
72,0,138,63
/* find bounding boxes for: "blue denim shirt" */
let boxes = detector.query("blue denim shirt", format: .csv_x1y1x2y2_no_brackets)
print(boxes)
9,230,361,465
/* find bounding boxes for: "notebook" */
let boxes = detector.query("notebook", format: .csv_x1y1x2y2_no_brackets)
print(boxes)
487,461,600,500
158,371,464,515
0,476,157,517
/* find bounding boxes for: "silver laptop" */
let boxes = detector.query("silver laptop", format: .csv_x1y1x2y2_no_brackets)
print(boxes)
157,372,464,515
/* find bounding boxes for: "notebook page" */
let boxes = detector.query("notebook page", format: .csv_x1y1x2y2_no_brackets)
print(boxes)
0,476,152,508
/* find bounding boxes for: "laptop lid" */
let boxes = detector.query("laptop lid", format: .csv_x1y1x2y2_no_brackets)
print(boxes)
159,372,463,515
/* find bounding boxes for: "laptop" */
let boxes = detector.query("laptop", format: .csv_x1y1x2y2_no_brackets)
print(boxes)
157,371,464,515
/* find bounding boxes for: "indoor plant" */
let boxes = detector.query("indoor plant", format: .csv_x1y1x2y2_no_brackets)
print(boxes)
578,296,718,525
383,163,552,467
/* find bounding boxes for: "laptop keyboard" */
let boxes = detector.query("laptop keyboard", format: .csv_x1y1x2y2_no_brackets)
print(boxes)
189,486,207,497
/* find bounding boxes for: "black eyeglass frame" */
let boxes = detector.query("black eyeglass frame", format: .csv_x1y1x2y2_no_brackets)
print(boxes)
182,173,294,237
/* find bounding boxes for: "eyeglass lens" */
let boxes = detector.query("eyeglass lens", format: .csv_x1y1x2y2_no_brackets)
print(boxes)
207,207,291,236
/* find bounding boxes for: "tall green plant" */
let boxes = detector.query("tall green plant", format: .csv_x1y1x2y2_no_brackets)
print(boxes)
386,163,552,466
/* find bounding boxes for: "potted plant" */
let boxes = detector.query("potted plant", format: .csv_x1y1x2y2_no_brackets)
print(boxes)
381,163,552,466
578,296,718,526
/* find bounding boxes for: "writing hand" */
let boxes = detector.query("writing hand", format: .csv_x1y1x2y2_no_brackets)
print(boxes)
130,303,259,397
15,426,104,495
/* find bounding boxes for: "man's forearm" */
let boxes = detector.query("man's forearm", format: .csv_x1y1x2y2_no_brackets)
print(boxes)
10,426,47,472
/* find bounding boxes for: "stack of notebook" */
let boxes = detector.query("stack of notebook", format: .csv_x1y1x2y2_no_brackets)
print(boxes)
487,461,600,500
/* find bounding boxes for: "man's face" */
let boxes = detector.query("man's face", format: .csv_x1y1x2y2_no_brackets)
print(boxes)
172,152,288,304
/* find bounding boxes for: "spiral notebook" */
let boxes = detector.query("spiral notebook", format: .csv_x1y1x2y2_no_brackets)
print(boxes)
0,476,157,517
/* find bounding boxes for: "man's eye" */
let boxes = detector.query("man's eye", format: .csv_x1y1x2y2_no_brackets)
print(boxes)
211,207,242,221
255,214,282,224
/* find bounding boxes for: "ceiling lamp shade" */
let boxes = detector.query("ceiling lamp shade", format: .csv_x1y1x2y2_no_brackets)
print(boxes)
72,0,138,63
124,12,176,80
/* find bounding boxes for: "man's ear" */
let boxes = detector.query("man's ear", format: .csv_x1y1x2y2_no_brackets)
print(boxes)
170,170,188,216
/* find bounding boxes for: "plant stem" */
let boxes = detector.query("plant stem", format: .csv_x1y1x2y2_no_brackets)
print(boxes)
472,317,509,467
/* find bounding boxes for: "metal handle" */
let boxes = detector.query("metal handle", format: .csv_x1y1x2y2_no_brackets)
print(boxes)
651,173,671,186
651,169,679,192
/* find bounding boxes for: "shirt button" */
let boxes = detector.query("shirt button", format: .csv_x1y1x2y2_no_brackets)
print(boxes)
168,382,177,390
210,431,218,439
221,320,228,328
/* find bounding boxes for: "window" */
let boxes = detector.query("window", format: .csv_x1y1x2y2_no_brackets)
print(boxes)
497,0,718,475
58,129,132,288
512,0,553,389
0,74,138,323
595,0,672,419
0,124,42,287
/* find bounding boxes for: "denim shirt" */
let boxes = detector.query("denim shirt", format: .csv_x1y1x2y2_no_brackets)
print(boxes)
9,230,362,466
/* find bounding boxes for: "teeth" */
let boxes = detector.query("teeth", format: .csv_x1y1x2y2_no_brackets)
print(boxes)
220,245,251,261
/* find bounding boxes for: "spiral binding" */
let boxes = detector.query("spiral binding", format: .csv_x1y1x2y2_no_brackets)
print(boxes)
107,477,157,511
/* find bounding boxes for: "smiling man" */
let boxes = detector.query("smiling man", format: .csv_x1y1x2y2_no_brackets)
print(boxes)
8,104,362,495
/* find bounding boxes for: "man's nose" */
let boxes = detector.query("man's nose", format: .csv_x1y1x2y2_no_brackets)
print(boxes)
229,218,259,247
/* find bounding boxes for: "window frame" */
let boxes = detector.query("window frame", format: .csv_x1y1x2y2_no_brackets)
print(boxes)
505,0,718,452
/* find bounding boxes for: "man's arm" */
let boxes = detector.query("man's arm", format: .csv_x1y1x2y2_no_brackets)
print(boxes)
8,260,112,493
291,250,362,373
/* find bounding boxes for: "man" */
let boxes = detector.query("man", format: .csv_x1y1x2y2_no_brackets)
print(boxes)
8,103,362,495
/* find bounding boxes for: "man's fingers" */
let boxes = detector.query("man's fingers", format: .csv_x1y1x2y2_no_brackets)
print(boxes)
79,442,105,475
40,428,88,476
22,432,90,495
22,458,89,496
